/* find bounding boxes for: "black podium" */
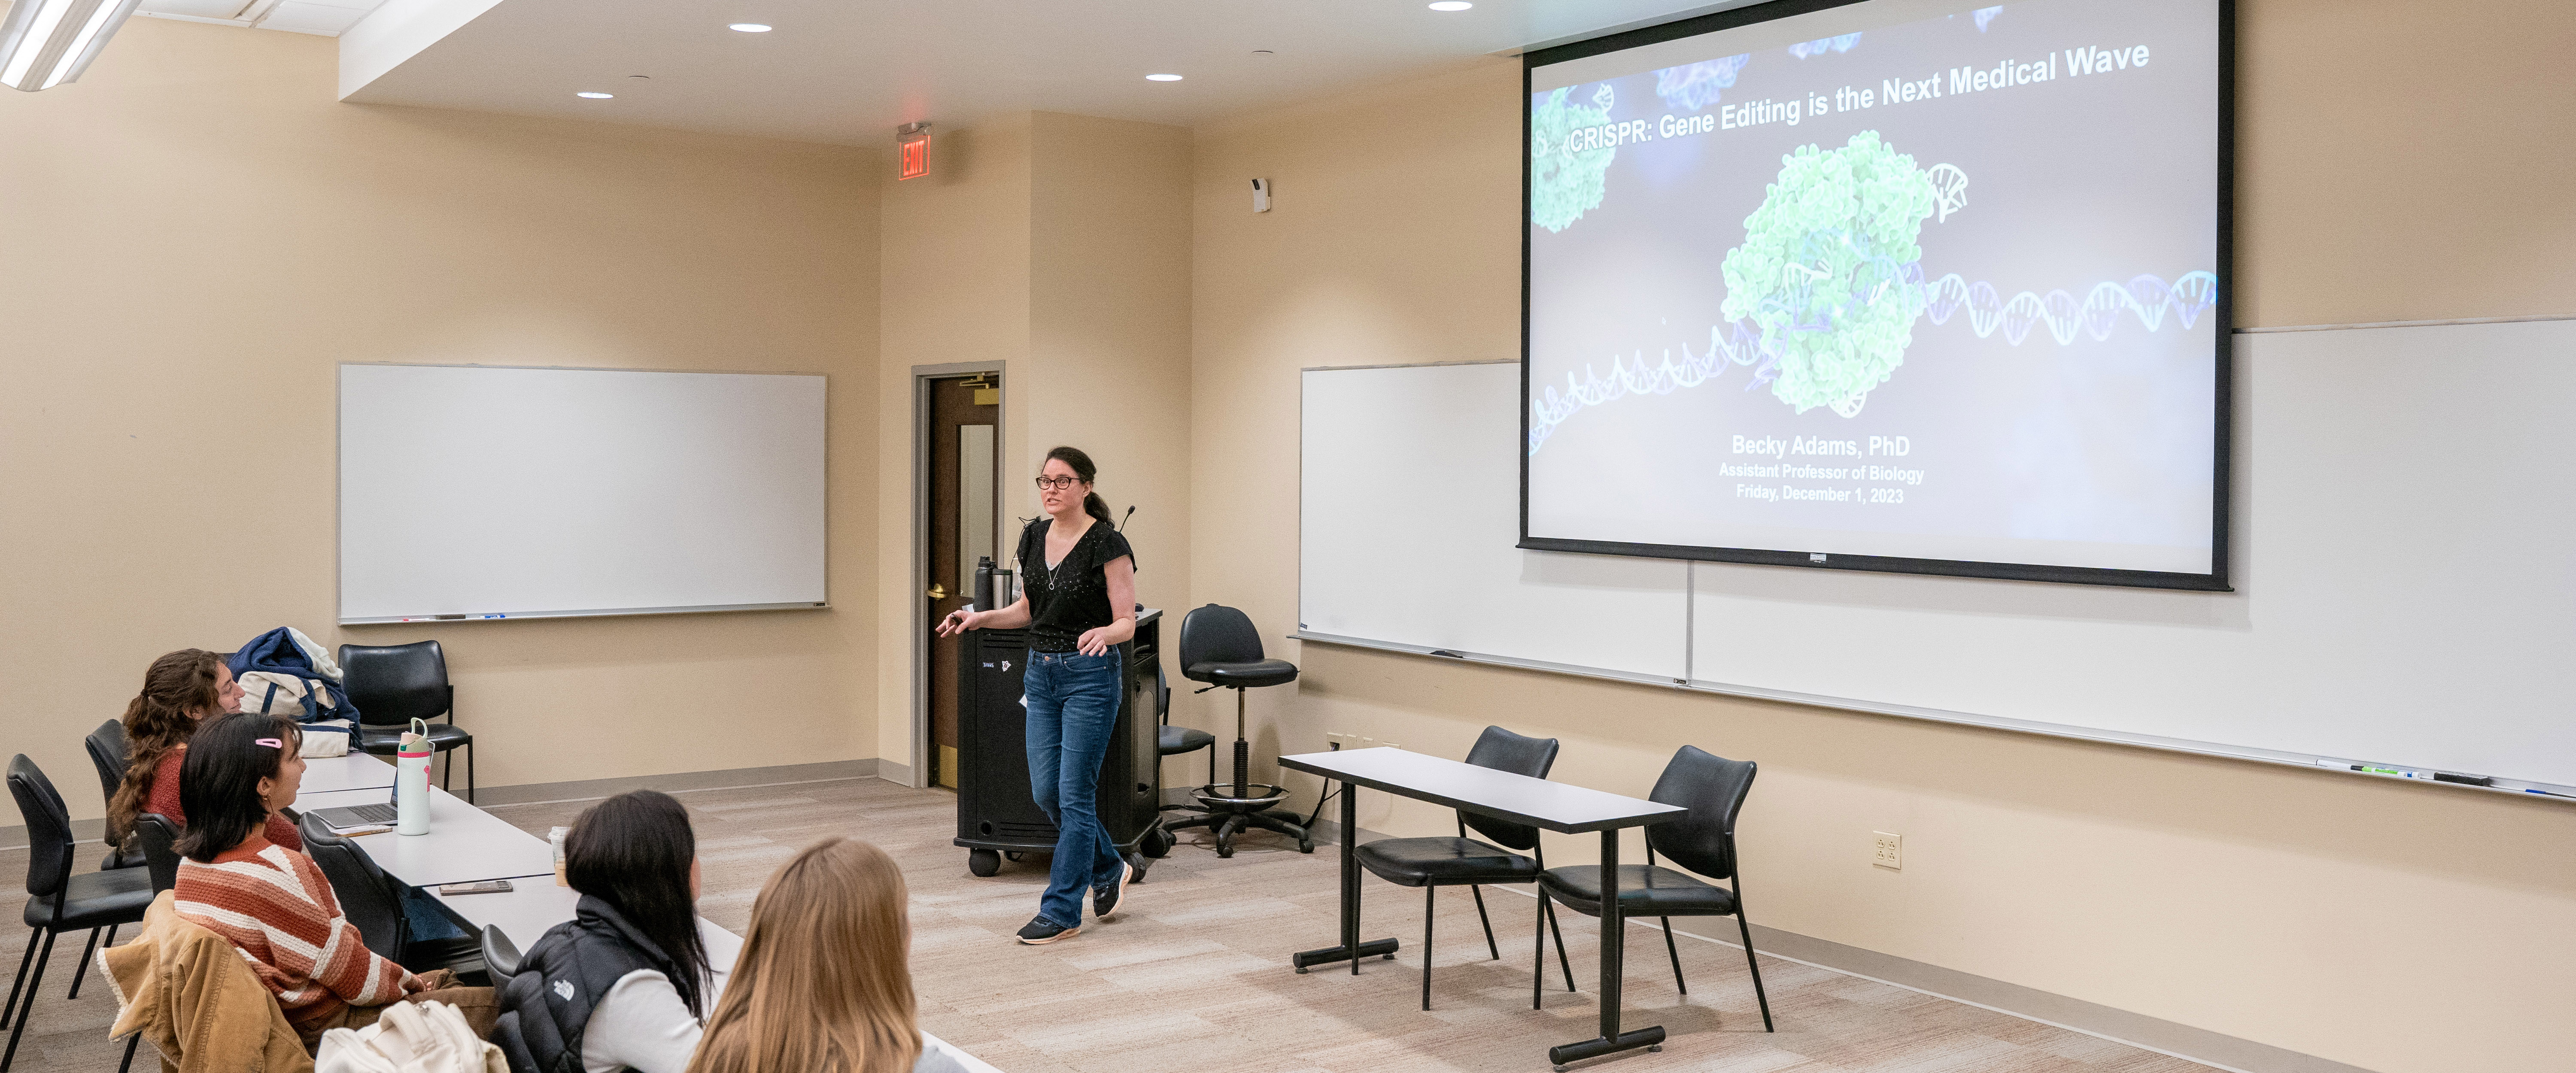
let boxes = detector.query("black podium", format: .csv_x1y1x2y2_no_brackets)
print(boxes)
953,609,1163,879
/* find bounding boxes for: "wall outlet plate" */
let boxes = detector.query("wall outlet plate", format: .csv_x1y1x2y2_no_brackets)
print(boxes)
1873,831,1903,870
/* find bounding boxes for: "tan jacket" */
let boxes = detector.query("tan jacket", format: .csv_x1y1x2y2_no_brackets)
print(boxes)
99,890,315,1073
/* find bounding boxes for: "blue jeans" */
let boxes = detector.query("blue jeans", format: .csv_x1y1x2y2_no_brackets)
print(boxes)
1023,648,1127,929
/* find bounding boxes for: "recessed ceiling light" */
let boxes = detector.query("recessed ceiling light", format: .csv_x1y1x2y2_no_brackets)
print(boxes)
576,91,614,99
1429,1,1473,10
728,23,772,32
1145,73,1183,82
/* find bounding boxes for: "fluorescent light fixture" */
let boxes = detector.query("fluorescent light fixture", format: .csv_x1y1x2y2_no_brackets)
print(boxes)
728,22,771,32
0,0,146,92
1428,1,1474,9
1145,73,1183,82
577,91,614,99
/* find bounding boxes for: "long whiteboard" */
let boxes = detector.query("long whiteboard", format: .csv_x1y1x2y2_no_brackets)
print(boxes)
339,364,827,623
1300,363,1686,680
1297,322,2576,797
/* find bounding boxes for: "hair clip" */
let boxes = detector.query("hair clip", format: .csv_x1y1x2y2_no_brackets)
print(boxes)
255,738,284,749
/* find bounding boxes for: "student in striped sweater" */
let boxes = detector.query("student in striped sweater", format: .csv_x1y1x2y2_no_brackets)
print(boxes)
170,712,498,1051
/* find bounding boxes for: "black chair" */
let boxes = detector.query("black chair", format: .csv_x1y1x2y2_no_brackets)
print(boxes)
1153,661,1218,815
1352,726,1577,1010
1160,605,1311,857
82,721,149,872
478,924,521,980
298,813,486,983
133,815,184,895
3,756,154,1071
1535,746,1773,1032
340,641,475,803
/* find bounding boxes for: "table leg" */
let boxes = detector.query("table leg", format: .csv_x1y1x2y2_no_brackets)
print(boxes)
1290,779,1399,973
1549,829,1664,1069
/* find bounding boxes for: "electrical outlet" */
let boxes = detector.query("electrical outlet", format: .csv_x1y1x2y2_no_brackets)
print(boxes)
1325,732,1352,749
1358,737,1377,749
1872,831,1902,870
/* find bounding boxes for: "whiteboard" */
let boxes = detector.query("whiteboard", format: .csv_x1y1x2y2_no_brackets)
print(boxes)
1695,320,2576,789
338,364,827,623
1300,363,1687,681
1295,327,2576,797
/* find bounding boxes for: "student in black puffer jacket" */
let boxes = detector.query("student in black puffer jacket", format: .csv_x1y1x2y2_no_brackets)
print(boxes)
494,791,730,1073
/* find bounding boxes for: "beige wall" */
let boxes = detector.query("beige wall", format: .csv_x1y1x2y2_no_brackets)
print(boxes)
0,18,883,805
1185,3,2576,1070
875,112,1192,776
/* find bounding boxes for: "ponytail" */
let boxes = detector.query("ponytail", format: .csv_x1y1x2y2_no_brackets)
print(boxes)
1081,492,1113,527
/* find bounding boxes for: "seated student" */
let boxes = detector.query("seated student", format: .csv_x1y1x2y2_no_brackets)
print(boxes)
106,648,304,852
686,837,964,1073
495,790,737,1073
168,712,496,1050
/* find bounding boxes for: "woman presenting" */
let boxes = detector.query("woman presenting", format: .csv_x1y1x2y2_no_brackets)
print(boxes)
936,446,1136,945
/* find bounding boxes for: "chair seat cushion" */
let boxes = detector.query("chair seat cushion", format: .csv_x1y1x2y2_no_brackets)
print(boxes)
25,865,155,930
1159,725,1217,756
1354,836,1538,887
1188,659,1298,689
1539,864,1738,917
358,721,472,753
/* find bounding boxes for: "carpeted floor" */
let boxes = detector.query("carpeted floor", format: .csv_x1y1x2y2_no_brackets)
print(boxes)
1,776,2209,1073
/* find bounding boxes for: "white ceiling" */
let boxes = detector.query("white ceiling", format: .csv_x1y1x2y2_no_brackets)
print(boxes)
340,0,1758,146
141,0,388,36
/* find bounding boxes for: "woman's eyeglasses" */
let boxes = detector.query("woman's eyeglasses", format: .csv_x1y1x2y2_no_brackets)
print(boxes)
1035,476,1083,491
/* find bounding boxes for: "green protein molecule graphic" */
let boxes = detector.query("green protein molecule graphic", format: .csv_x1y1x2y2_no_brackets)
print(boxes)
1722,131,1938,412
1530,85,1617,233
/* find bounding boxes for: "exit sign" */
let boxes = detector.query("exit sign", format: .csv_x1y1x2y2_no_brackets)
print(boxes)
898,122,931,181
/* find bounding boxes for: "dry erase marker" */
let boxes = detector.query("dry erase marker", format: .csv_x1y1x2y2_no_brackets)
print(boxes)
2351,764,2427,779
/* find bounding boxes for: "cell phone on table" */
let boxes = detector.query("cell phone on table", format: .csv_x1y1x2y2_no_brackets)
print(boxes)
437,880,513,896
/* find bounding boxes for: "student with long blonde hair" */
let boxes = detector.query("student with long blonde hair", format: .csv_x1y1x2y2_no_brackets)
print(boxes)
686,838,963,1073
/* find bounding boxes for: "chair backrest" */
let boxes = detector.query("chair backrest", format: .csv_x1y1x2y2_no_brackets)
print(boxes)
298,812,407,958
480,924,522,980
1178,604,1263,681
339,641,451,727
1644,745,1758,881
1458,726,1559,852
6,755,77,903
83,719,129,812
135,813,185,893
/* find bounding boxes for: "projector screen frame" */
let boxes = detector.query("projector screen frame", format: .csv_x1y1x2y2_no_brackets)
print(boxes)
1517,0,2236,592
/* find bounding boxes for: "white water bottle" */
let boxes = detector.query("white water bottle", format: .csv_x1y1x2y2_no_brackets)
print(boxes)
396,718,432,836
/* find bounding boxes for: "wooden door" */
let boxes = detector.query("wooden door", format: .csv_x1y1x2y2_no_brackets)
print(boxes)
927,374,999,788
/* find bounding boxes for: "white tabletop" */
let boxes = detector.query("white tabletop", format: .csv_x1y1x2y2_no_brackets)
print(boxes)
432,877,579,952
299,752,396,793
1277,747,1686,834
347,785,555,887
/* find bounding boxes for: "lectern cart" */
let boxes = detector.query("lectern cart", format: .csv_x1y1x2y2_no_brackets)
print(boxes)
954,609,1164,880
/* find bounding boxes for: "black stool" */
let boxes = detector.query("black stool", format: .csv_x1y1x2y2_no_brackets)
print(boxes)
1161,604,1312,858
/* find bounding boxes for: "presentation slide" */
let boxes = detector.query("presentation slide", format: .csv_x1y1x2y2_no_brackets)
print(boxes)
1523,0,2224,585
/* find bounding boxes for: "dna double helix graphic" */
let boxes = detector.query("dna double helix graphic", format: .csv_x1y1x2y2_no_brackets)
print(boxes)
1526,267,2218,454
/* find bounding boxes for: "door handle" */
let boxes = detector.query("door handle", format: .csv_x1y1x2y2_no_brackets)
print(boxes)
927,583,949,600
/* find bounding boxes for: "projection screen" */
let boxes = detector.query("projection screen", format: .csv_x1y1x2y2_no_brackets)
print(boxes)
1521,0,2230,589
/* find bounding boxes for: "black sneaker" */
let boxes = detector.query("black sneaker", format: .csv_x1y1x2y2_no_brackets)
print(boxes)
1016,917,1079,945
1093,863,1134,921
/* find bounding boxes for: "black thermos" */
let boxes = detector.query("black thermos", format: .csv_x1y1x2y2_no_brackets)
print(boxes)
973,556,1007,614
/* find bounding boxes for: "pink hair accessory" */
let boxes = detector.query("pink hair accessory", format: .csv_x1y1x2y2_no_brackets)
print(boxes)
255,738,284,749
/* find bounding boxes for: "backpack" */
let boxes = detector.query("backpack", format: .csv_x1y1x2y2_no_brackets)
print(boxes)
230,627,358,752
